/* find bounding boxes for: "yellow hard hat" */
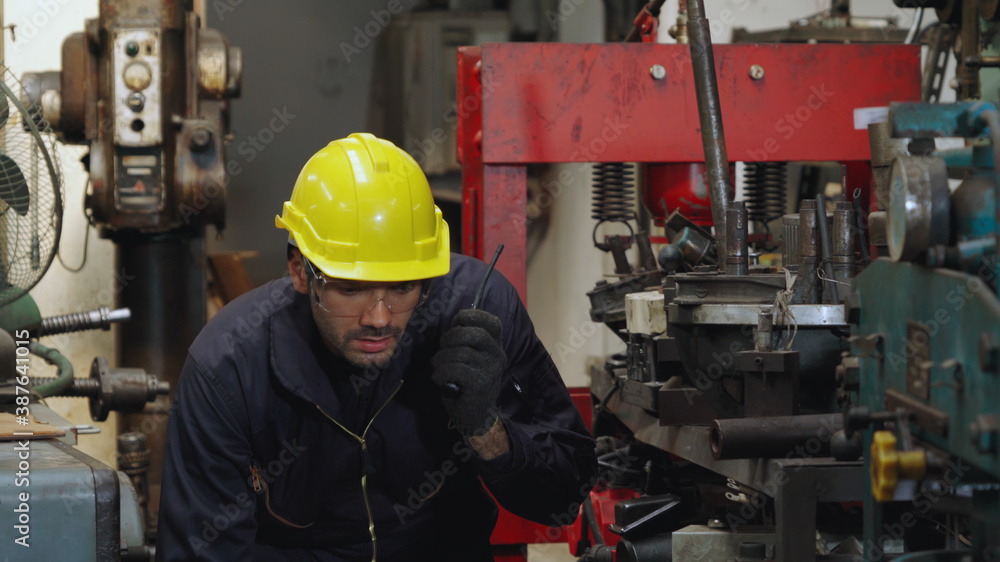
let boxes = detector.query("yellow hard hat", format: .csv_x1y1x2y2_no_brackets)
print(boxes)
276,133,450,281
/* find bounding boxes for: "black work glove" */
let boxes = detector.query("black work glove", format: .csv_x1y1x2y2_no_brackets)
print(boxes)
431,309,506,437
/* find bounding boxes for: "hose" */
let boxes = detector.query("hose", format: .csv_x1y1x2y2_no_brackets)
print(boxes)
28,341,74,398
582,495,605,546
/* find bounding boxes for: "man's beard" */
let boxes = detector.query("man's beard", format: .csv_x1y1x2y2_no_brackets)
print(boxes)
311,303,404,369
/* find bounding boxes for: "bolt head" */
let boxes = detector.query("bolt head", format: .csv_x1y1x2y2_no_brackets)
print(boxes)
749,65,765,80
189,127,214,151
649,64,667,80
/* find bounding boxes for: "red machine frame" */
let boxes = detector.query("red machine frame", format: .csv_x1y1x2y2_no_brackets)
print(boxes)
460,42,922,560
459,42,921,299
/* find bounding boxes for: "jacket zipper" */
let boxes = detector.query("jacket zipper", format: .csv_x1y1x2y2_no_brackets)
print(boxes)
249,465,314,528
316,380,404,562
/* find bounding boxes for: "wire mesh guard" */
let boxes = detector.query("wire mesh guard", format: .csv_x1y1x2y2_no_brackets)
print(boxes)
0,66,63,306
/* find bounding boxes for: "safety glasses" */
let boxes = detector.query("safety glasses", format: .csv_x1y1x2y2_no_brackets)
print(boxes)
303,258,430,317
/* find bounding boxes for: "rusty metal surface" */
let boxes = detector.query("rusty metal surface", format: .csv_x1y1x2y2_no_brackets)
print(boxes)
174,119,226,230
832,202,856,284
458,47,484,259
196,29,230,99
887,155,951,262
100,0,184,30
58,33,91,143
479,43,921,164
483,165,526,303
670,272,787,305
724,201,748,276
794,199,823,304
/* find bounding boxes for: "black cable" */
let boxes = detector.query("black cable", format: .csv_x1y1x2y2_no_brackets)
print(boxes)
582,495,605,546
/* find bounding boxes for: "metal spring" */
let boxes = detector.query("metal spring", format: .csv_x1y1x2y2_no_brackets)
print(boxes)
40,310,106,336
591,162,635,224
743,162,787,224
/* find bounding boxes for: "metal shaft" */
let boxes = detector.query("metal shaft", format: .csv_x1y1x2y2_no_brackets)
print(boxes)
833,201,856,284
687,0,732,262
725,201,748,276
796,199,821,304
710,413,843,460
958,0,980,100
815,193,838,303
29,376,101,397
38,307,131,337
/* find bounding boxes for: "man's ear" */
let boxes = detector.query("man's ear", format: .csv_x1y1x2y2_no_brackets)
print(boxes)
288,250,309,295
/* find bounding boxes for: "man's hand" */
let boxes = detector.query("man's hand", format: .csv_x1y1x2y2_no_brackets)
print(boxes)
431,309,505,439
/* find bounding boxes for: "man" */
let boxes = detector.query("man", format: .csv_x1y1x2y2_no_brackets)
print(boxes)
157,133,597,561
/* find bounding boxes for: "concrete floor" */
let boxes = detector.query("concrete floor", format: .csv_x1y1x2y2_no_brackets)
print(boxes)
529,543,579,562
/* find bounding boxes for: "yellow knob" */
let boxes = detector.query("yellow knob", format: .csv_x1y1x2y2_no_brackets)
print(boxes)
870,430,927,502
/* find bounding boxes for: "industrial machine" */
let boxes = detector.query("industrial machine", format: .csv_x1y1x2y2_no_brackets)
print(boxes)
0,55,168,559
453,0,1000,560
21,0,241,530
841,100,1000,560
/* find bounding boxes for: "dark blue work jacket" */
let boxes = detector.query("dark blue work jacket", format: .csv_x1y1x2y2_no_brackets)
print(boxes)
156,253,597,561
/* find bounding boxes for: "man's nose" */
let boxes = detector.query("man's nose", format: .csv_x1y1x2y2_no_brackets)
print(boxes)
360,297,392,329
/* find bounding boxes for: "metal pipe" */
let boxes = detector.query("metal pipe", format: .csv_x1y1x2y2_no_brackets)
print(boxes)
710,413,843,460
116,233,207,531
686,0,732,262
795,199,821,304
725,201,748,276
815,193,838,303
832,201,856,284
